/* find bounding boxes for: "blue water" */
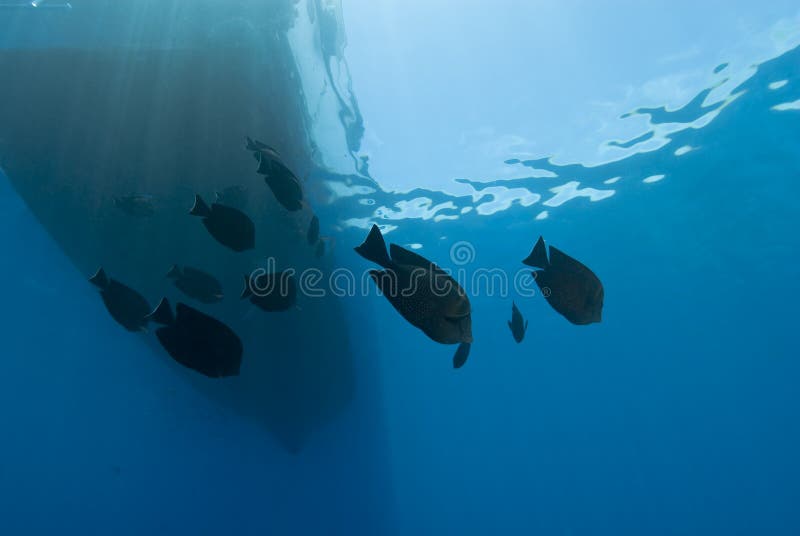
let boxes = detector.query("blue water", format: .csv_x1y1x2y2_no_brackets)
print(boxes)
1,2,800,535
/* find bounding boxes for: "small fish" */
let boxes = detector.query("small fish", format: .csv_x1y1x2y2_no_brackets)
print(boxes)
259,158,304,211
89,267,150,332
189,195,255,252
214,185,247,209
508,301,528,343
240,270,297,312
167,265,224,304
307,215,320,245
113,194,155,217
146,298,242,378
355,224,473,368
522,236,604,325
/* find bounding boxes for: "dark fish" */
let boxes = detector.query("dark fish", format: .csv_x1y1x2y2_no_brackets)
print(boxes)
259,157,304,211
307,215,320,245
113,194,155,217
214,185,247,209
89,267,150,332
315,239,325,259
240,270,297,312
355,224,472,368
508,301,528,343
522,236,604,325
189,194,255,252
146,298,242,378
167,265,224,304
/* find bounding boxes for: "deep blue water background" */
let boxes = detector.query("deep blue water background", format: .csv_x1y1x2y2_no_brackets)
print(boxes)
1,5,800,536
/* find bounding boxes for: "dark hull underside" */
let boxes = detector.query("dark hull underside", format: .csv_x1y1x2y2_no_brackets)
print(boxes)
0,44,355,453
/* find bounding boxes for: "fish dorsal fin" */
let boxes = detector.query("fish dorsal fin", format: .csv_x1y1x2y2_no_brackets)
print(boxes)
389,244,441,272
166,265,181,279
354,225,393,269
89,267,109,289
146,298,174,325
189,195,211,217
522,236,549,269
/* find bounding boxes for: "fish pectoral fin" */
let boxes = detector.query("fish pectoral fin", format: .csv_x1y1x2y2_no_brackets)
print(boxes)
453,343,470,369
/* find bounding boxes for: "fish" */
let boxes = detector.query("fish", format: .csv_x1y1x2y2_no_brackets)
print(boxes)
89,267,150,332
508,301,528,343
354,224,473,368
522,236,604,325
189,194,255,252
167,265,224,304
240,270,297,312
259,157,304,211
113,194,155,217
307,215,320,245
214,185,248,209
146,298,242,378
247,137,304,211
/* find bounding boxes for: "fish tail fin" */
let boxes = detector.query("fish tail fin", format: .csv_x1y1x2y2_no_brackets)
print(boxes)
89,267,109,289
240,275,253,300
453,343,471,369
189,195,211,217
146,298,174,325
522,236,549,268
166,265,181,279
354,224,393,269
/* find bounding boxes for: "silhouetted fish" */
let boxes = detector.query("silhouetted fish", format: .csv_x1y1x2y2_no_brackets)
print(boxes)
240,270,297,312
189,195,255,252
508,301,528,343
307,215,320,245
355,224,472,368
89,267,150,332
247,136,303,211
167,265,224,304
146,298,242,378
214,185,247,209
522,236,604,325
259,158,304,211
113,194,155,217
